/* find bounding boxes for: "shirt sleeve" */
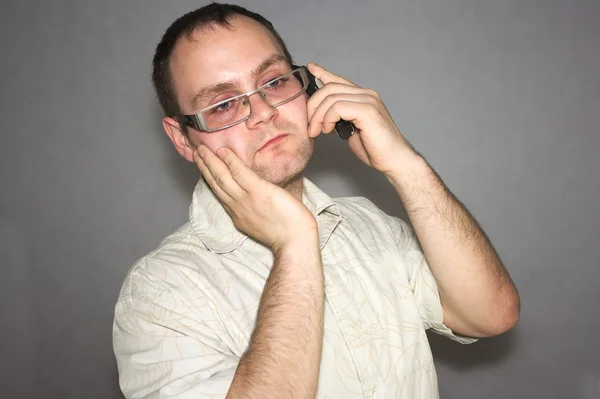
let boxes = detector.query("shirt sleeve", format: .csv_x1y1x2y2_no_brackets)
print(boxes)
393,216,478,344
113,268,239,399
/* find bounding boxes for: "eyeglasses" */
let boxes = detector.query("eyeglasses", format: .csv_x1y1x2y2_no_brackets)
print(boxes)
180,66,309,132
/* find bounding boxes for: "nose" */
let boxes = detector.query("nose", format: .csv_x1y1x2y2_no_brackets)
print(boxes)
246,91,278,128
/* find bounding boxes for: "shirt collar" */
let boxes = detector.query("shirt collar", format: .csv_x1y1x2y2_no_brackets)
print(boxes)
189,177,342,254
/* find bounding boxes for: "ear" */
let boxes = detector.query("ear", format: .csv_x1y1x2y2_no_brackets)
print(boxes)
162,117,196,163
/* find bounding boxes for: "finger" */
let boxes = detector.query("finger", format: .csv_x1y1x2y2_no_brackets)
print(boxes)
200,146,248,200
216,147,263,192
320,100,373,135
309,94,376,137
220,200,234,216
307,62,356,86
307,123,322,139
193,148,236,205
306,82,367,123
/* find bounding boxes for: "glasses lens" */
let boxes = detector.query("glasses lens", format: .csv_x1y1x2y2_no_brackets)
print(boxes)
200,69,307,130
201,95,250,131
263,70,306,106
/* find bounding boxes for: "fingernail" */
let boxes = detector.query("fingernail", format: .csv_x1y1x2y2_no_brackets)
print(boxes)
198,147,205,158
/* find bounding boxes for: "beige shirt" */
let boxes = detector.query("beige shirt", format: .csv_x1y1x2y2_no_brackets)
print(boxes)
113,178,476,399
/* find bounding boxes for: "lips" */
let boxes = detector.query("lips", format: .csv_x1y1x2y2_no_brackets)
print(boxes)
258,134,288,151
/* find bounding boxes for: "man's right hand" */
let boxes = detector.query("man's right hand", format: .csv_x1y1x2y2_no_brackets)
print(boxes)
193,145,317,251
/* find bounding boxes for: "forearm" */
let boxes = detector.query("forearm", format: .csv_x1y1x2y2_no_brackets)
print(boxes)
227,234,324,398
387,151,519,337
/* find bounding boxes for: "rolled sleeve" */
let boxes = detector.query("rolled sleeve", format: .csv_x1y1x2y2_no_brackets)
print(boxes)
394,217,478,345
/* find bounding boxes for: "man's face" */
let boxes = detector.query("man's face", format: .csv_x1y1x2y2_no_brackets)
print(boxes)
167,16,313,186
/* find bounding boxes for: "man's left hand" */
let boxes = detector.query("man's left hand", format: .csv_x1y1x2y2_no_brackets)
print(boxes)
306,62,418,176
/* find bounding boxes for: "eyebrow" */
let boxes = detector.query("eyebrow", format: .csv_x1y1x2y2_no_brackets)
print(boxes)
189,54,288,111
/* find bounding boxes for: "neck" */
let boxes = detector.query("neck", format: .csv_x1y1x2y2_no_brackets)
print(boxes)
281,173,304,201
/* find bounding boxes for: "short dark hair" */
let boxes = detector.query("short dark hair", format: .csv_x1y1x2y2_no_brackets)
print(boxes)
151,2,294,131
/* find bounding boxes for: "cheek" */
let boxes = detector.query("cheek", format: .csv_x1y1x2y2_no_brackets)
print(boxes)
198,132,253,164
280,98,309,130
294,97,309,127
195,134,223,152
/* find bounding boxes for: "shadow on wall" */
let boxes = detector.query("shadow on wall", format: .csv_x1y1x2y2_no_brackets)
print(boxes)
428,329,518,369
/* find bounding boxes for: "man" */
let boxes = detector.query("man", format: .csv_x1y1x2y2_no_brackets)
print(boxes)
113,3,520,398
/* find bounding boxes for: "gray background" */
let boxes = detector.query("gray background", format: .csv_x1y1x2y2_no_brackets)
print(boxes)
1,0,599,398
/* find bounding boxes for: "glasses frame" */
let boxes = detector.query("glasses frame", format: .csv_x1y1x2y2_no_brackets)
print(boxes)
181,66,309,132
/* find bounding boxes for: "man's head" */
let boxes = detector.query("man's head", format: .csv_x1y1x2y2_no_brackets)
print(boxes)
153,3,314,187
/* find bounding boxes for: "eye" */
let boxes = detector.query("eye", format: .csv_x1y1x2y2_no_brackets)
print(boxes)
208,98,238,115
265,76,290,90
217,100,233,111
267,79,281,88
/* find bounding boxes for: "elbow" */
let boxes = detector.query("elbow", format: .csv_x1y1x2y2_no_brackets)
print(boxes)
492,304,520,336
484,291,521,337
442,285,521,338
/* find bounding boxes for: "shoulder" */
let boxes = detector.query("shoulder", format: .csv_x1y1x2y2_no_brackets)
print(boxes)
334,195,387,219
115,222,218,305
333,195,414,249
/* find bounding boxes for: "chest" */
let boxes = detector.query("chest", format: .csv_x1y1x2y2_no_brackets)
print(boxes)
204,222,434,397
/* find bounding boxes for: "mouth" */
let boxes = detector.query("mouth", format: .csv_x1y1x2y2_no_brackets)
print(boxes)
258,134,288,152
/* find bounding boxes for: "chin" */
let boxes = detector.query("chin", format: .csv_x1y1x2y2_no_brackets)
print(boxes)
254,140,313,187
257,157,306,187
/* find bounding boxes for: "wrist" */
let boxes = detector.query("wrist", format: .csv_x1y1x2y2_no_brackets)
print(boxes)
383,149,427,181
384,152,440,203
272,224,320,256
384,150,431,183
272,230,323,281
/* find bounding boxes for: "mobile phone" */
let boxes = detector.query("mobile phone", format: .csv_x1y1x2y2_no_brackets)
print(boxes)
296,65,356,140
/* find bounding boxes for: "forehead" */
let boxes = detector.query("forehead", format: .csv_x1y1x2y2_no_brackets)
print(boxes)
169,16,286,109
